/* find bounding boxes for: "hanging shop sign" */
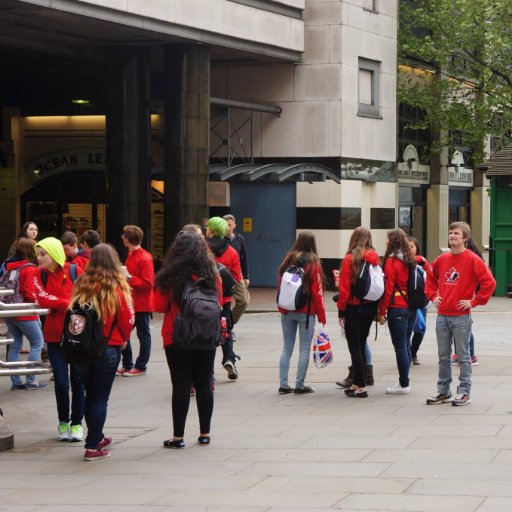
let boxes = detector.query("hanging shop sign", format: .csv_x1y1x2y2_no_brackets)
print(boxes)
397,145,430,184
448,150,473,187
25,148,105,183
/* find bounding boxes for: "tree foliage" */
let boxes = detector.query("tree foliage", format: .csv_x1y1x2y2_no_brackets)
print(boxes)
398,0,512,162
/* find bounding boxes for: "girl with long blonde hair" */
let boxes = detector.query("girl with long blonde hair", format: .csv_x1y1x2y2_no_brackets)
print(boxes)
71,244,134,461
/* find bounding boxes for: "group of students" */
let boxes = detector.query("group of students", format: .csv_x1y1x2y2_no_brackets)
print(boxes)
276,222,496,407
1,215,251,458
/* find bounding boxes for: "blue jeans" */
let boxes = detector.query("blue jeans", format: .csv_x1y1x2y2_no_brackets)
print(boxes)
74,346,121,449
5,318,44,386
279,312,315,389
46,343,84,426
122,312,151,371
387,308,417,388
436,314,472,396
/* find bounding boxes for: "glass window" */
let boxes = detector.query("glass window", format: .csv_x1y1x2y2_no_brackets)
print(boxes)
358,58,381,118
370,208,395,229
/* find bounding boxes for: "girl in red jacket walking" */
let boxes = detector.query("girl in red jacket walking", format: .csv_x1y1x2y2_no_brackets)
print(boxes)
337,227,380,398
378,228,417,394
277,231,326,395
155,231,221,448
33,237,85,441
70,244,135,460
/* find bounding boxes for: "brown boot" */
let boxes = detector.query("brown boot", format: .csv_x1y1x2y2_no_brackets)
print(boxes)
366,365,374,386
336,367,355,388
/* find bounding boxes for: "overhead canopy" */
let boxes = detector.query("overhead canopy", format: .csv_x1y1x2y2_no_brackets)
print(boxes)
209,163,341,184
480,144,512,176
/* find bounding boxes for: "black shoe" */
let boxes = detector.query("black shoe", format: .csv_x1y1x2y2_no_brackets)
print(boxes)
197,436,211,445
223,361,238,380
163,439,185,449
278,386,294,394
294,385,315,394
11,384,26,391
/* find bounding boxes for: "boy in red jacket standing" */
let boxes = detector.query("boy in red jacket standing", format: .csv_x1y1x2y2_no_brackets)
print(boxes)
118,225,154,377
425,222,495,406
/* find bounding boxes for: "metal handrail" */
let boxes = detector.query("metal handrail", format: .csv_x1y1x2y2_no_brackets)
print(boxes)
0,290,14,296
0,301,52,378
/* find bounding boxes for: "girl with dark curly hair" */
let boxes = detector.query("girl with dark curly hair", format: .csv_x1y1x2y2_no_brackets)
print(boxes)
378,228,417,394
154,232,220,448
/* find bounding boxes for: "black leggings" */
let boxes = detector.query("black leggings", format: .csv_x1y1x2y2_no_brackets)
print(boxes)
344,302,378,387
164,346,216,437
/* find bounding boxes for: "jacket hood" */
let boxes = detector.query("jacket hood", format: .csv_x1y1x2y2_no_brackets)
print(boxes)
35,237,66,268
390,251,404,262
362,249,380,266
206,237,229,257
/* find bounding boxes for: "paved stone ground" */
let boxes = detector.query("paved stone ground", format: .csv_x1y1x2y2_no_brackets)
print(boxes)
0,293,511,512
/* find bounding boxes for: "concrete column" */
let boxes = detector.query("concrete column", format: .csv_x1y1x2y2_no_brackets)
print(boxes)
164,45,210,250
105,47,151,254
427,131,449,262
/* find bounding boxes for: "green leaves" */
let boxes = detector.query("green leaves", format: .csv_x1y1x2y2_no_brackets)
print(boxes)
399,0,512,161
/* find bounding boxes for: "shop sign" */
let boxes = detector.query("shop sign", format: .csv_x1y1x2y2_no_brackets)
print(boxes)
448,150,473,187
397,145,430,184
25,148,105,183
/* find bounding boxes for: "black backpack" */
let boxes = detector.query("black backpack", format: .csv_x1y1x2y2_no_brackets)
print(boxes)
216,263,237,297
61,303,116,364
396,264,429,310
172,279,222,351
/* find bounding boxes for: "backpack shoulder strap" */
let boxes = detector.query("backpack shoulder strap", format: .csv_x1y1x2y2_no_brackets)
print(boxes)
69,263,78,283
41,269,48,288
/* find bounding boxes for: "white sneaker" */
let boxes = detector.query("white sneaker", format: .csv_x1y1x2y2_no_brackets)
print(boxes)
69,424,84,442
57,422,70,441
386,382,411,394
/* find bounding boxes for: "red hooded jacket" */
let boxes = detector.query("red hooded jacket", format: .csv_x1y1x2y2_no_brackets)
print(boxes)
154,275,223,347
100,288,135,346
33,263,84,342
336,249,380,313
379,255,411,317
125,247,154,312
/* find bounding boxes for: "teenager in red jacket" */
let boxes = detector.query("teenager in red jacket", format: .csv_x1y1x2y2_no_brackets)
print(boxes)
61,231,91,271
378,228,417,395
337,227,380,398
277,231,326,395
3,237,46,390
71,244,135,461
408,237,433,366
33,237,84,442
154,232,221,448
205,217,242,380
425,222,495,406
118,225,154,377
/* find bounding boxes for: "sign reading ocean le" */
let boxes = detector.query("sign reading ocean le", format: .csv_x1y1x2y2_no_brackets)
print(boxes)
25,148,105,182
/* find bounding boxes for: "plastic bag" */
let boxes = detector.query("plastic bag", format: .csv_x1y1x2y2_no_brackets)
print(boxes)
413,309,426,335
312,324,333,369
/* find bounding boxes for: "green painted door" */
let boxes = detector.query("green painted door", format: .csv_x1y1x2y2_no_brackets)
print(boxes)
490,176,512,296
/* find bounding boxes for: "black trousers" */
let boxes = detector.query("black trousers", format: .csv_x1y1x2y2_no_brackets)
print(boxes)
344,302,378,387
164,346,216,437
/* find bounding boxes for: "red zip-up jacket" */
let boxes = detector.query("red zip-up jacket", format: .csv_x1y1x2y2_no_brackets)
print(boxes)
337,249,380,314
5,260,38,322
277,261,327,325
33,263,84,342
68,250,90,271
125,247,154,312
154,275,223,347
379,255,410,317
425,249,495,316
100,288,135,346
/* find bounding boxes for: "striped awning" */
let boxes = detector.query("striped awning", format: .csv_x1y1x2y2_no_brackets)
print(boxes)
209,163,341,183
